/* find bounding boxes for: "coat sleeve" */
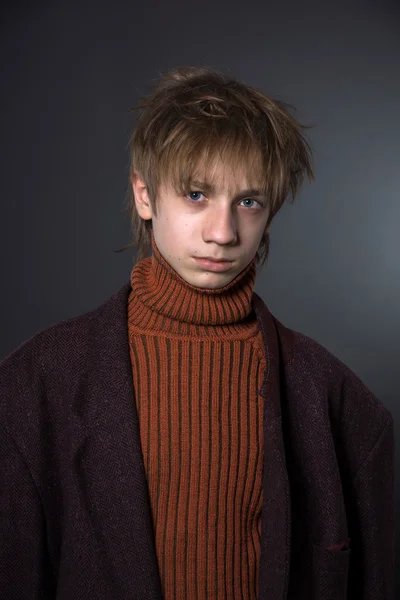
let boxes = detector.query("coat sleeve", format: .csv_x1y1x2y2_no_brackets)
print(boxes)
347,414,395,599
0,426,56,599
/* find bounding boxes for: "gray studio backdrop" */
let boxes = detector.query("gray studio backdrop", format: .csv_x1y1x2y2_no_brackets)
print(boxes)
1,0,399,590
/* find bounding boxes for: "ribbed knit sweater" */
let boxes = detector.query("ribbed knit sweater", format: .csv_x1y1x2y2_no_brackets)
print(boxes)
127,242,266,600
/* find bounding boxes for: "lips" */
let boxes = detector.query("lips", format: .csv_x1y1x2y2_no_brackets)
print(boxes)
196,257,231,262
193,257,234,272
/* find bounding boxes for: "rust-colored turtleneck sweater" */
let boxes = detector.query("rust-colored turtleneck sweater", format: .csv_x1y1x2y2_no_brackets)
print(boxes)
127,242,266,600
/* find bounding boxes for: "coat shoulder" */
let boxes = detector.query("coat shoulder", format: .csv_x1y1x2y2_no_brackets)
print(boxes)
254,292,392,430
1,283,131,370
272,315,393,473
275,315,391,417
0,283,131,423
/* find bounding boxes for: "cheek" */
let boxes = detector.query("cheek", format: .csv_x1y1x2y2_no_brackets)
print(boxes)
243,219,265,240
159,213,193,237
152,215,184,252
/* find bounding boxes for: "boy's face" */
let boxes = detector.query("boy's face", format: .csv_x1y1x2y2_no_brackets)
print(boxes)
133,162,271,289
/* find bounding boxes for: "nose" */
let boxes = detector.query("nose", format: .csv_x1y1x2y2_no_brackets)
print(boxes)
202,204,238,245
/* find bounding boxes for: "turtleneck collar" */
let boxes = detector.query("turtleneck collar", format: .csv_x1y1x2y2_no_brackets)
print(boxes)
129,238,257,328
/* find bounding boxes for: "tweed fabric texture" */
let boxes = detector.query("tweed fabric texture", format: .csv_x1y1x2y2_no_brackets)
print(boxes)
0,283,394,599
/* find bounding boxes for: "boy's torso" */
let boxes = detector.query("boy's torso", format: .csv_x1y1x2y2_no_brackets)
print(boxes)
0,282,392,599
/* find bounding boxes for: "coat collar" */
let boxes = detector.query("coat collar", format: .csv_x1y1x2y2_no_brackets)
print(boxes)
71,283,292,599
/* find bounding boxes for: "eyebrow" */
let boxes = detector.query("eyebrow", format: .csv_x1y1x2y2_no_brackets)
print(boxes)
188,179,265,199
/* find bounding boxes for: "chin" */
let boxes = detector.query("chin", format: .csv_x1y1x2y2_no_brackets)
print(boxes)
192,273,235,290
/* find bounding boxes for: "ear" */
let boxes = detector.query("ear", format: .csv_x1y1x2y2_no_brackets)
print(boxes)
132,171,153,220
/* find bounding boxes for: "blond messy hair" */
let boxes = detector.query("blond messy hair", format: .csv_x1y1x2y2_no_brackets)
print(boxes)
121,66,314,264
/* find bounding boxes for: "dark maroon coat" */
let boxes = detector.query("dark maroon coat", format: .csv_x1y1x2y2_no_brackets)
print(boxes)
0,283,395,599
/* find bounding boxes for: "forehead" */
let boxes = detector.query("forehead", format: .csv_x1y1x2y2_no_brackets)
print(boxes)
163,155,265,196
196,160,263,192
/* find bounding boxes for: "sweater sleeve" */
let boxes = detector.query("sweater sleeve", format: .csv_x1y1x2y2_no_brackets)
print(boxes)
0,426,56,599
347,415,395,600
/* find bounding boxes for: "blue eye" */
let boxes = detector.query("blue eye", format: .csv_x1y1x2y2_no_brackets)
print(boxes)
241,198,259,208
188,191,204,202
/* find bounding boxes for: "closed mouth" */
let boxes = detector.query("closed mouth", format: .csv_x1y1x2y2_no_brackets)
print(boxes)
195,257,232,262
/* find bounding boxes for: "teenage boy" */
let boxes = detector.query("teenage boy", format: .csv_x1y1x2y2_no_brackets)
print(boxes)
0,67,394,600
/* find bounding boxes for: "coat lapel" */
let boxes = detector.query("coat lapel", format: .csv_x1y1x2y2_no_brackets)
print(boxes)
254,294,351,600
70,283,163,599
253,293,292,600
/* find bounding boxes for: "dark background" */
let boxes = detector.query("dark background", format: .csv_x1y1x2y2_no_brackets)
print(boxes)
1,0,399,591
